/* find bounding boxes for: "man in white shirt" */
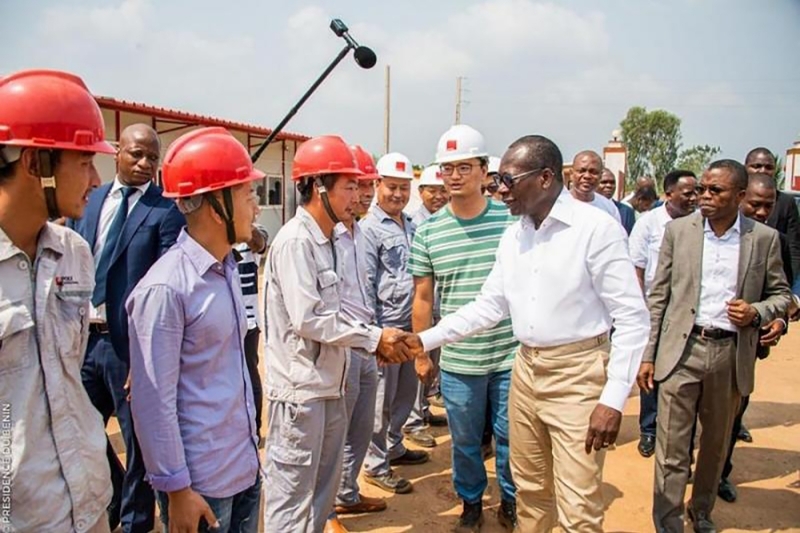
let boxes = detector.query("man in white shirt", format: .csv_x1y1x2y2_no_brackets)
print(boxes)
628,170,697,459
638,160,790,533
570,150,622,224
406,135,650,532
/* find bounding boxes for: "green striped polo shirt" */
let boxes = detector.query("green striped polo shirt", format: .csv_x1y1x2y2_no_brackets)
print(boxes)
409,199,518,375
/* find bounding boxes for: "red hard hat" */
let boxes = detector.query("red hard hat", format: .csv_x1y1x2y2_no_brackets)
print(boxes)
292,135,363,181
0,70,115,154
350,145,379,181
161,127,265,198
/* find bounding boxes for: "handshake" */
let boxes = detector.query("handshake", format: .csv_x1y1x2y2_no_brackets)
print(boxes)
375,328,437,386
376,327,424,364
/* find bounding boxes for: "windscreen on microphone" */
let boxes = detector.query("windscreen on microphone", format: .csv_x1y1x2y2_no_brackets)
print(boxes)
354,46,377,69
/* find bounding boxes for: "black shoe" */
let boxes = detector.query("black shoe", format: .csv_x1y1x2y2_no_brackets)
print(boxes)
687,506,717,533
717,478,738,503
454,501,483,532
389,449,430,466
638,434,656,458
497,499,517,531
737,425,753,443
426,413,448,427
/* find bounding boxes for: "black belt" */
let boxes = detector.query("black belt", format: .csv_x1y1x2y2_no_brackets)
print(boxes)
692,325,735,340
89,322,110,335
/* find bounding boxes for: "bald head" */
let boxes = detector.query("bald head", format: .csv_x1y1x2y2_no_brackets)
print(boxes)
636,175,656,190
117,124,161,186
572,150,602,167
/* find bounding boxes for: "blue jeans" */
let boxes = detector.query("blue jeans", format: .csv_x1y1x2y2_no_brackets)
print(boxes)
157,475,261,533
440,369,516,504
639,384,658,437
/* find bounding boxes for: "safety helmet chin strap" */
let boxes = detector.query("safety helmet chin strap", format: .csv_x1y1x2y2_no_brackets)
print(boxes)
315,177,340,225
204,188,237,244
34,149,61,220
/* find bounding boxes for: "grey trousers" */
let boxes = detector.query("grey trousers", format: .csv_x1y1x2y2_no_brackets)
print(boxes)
336,352,379,506
263,397,348,533
363,359,418,476
404,347,440,432
653,334,741,533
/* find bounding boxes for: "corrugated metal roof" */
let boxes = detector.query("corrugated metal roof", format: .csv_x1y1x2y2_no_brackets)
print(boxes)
95,96,310,142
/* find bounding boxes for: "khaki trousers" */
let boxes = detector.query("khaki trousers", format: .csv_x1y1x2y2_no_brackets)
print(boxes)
653,334,740,533
509,335,609,533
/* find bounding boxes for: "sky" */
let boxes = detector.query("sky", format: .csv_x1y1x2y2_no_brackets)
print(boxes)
3,0,799,166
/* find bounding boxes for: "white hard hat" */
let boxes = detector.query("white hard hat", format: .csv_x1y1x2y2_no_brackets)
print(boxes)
418,165,445,187
488,156,501,174
435,124,489,164
376,152,414,179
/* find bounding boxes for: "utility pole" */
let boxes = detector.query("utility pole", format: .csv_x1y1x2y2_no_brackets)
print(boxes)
455,76,463,125
384,65,391,153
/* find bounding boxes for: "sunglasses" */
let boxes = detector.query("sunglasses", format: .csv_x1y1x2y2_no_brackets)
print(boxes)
696,184,737,196
494,167,548,190
482,182,499,195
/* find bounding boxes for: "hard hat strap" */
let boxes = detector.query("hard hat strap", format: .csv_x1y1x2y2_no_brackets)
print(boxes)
315,177,340,225
35,150,61,220
205,189,237,244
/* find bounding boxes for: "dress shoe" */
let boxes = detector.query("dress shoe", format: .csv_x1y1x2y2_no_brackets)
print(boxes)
429,393,445,408
497,499,517,531
324,517,349,533
717,478,738,503
363,470,413,494
687,506,717,533
737,425,753,443
389,449,430,466
335,494,387,514
426,413,448,426
638,434,656,458
454,501,484,532
405,428,437,448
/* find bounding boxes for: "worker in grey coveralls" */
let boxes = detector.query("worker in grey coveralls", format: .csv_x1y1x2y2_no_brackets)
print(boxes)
262,136,414,533
361,152,430,495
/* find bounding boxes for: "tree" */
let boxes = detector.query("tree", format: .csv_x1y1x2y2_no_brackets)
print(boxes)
676,144,721,177
619,106,682,188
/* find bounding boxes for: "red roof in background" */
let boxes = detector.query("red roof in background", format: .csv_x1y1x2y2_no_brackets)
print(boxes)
95,96,310,142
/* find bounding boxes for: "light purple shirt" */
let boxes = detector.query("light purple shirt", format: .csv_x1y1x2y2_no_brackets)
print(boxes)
127,229,259,498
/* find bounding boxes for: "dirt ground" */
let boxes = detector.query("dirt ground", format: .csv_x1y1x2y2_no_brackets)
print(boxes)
110,329,800,532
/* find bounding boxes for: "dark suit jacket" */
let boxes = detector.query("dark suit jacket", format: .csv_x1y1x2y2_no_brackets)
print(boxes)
70,182,185,362
767,191,800,281
613,200,636,235
643,213,791,396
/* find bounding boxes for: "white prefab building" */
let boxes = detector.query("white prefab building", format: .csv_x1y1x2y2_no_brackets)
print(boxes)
95,96,310,242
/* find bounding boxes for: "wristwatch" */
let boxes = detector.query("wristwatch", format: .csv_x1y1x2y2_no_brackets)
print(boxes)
751,310,762,328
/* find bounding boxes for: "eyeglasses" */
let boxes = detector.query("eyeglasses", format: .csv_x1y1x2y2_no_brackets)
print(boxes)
440,162,481,176
494,167,548,190
696,184,736,196
481,182,499,195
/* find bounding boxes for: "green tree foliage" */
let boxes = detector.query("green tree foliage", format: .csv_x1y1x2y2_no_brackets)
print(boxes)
676,144,721,177
620,106,682,188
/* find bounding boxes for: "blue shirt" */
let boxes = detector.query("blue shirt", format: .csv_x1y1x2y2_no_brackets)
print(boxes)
614,199,636,235
360,205,416,328
126,229,259,498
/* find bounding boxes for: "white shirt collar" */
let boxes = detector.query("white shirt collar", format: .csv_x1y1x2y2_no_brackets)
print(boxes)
110,176,151,196
703,213,741,237
521,187,574,229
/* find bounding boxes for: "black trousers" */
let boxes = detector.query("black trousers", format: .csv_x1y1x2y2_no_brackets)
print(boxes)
244,327,264,437
722,394,750,479
82,332,155,533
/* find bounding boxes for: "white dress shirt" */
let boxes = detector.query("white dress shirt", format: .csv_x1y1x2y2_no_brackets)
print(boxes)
587,192,622,224
419,188,650,411
695,215,740,332
91,177,150,321
629,204,673,294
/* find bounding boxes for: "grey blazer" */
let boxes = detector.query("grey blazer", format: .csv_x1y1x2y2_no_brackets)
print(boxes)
642,212,791,396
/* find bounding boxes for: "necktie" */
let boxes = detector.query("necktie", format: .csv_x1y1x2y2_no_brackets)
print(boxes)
92,187,135,307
